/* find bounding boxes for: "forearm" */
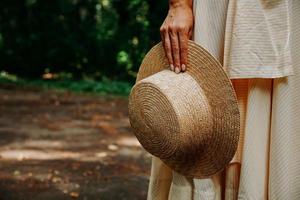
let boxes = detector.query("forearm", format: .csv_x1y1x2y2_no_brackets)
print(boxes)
169,0,193,9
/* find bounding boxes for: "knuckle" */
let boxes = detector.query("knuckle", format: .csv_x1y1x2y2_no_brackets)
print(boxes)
177,26,184,31
169,27,177,34
171,24,178,30
164,25,170,30
178,24,187,31
160,25,166,32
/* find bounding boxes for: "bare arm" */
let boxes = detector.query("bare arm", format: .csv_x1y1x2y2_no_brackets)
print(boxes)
160,0,193,73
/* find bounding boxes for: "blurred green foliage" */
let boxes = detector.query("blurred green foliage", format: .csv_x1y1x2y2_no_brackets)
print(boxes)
0,71,132,95
0,0,168,82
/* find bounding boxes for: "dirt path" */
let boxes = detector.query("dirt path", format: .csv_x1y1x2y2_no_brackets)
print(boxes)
0,86,151,200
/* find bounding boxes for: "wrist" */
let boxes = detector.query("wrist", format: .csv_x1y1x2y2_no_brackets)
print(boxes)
169,0,192,9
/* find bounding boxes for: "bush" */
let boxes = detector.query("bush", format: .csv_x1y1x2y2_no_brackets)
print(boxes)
0,0,167,82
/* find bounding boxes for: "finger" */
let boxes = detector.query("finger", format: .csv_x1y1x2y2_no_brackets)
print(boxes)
179,30,189,72
160,30,168,67
160,25,166,49
188,28,193,39
170,30,181,73
163,31,174,71
160,27,165,44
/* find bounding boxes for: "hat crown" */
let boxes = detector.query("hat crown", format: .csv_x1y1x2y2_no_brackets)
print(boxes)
129,70,214,159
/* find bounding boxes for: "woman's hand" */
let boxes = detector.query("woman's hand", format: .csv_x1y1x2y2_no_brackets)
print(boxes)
160,1,193,73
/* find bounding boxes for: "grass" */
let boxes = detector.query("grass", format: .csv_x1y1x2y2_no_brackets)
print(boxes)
0,72,133,96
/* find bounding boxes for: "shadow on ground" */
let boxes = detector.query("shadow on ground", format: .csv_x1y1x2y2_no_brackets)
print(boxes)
0,85,151,200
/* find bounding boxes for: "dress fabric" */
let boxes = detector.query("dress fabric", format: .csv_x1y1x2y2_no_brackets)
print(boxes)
147,0,300,199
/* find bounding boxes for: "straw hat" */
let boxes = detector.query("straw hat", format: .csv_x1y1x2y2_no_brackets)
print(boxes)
128,40,240,178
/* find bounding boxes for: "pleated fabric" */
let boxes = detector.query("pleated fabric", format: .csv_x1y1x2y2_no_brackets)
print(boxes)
268,1,300,198
146,0,300,199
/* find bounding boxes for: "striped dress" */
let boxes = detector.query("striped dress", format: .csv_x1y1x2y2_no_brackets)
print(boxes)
147,0,300,199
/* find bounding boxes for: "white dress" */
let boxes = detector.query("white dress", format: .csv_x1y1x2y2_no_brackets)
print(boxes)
147,0,300,199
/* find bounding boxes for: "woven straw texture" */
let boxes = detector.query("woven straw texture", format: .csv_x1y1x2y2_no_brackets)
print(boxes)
128,40,240,178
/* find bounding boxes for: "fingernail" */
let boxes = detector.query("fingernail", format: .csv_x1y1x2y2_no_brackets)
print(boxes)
181,64,186,71
175,67,180,74
170,64,174,71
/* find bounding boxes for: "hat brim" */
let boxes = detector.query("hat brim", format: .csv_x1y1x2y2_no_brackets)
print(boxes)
134,40,240,178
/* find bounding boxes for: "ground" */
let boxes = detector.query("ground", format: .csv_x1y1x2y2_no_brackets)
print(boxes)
0,85,151,200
